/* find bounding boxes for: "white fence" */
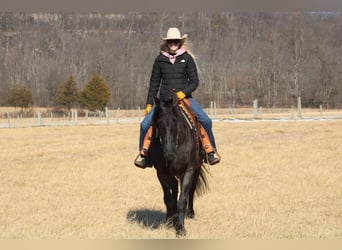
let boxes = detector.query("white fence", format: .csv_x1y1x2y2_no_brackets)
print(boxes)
0,107,144,128
1,101,342,128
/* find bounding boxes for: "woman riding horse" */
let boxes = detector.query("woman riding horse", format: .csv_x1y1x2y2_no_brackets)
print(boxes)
134,27,220,168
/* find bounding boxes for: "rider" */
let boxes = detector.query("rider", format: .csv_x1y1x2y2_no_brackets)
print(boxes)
134,27,220,168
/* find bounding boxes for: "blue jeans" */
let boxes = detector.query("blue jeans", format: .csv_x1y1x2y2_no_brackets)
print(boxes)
139,98,217,151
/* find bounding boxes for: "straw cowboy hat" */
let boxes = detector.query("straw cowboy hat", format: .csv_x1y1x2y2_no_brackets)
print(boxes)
161,27,188,41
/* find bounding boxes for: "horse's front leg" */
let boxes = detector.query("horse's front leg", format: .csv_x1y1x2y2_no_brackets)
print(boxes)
157,173,176,226
164,177,179,228
169,177,178,225
175,167,195,237
160,183,174,225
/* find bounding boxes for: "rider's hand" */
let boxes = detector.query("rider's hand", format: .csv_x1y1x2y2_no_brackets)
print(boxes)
176,91,186,101
144,104,152,116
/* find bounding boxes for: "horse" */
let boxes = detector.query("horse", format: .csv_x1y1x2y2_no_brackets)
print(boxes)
149,95,209,237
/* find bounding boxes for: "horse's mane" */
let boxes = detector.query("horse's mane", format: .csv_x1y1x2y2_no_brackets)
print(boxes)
153,96,190,135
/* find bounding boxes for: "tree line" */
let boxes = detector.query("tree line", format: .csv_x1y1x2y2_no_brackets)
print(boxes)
0,12,341,110
7,75,110,112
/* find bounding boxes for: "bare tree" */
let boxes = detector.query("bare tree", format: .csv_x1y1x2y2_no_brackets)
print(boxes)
0,12,341,109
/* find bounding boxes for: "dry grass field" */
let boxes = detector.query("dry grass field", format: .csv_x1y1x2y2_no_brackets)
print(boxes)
0,119,341,239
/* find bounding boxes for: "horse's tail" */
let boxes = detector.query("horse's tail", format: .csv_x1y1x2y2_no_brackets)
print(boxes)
194,164,210,196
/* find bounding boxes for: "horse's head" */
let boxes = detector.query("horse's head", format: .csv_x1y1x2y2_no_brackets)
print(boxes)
153,95,180,162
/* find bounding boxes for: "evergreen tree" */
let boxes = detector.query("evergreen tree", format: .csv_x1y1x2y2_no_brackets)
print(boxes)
7,85,34,112
80,75,111,112
54,76,79,111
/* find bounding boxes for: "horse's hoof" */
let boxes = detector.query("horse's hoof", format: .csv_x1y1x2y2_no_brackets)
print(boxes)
186,209,195,219
165,216,174,228
176,228,186,237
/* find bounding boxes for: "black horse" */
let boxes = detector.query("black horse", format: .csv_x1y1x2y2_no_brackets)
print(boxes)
149,95,209,237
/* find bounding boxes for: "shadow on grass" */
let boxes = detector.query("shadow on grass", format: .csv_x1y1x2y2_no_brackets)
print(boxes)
127,209,166,229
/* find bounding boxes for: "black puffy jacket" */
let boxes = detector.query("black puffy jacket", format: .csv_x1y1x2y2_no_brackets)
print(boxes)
145,51,199,106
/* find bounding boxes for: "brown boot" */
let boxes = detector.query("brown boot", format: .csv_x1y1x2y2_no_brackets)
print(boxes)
134,126,153,168
199,125,221,165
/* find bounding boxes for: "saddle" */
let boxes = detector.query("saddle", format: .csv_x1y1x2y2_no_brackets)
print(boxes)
178,99,201,136
178,99,217,163
146,98,217,166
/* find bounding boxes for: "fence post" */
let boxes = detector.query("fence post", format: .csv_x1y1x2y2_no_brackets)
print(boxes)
7,112,11,128
74,109,78,124
210,101,217,118
297,96,302,120
228,107,234,115
138,106,141,122
319,104,323,116
38,111,42,126
116,107,120,123
253,99,258,117
105,107,109,125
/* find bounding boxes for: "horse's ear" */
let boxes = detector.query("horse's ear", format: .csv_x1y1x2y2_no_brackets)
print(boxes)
153,96,160,106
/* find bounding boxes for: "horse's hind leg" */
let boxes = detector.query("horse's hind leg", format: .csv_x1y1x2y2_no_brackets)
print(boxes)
186,187,195,219
186,168,200,219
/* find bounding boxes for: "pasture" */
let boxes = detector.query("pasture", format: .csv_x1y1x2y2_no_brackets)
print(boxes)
0,119,341,239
